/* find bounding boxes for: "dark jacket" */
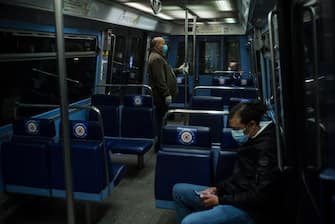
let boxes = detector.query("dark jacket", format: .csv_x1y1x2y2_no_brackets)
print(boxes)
148,50,178,107
216,123,283,224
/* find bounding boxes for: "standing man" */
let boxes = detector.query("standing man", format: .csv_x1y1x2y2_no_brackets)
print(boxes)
148,37,184,151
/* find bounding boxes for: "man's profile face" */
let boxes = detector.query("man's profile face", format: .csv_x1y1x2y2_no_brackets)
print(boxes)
155,37,165,53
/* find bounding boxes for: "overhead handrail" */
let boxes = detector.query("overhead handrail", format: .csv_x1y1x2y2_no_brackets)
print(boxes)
32,68,81,85
96,83,152,95
16,103,110,198
214,70,244,74
163,108,229,125
193,85,258,96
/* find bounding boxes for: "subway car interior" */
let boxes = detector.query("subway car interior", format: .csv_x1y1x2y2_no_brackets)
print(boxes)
0,0,334,223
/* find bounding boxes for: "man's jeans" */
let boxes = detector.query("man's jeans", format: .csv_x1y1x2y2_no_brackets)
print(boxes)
172,183,255,224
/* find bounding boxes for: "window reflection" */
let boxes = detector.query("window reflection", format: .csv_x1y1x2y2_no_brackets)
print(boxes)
199,41,220,74
0,58,96,125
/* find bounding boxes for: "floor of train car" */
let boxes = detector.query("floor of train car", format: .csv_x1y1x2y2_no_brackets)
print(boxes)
0,115,185,224
1,149,177,224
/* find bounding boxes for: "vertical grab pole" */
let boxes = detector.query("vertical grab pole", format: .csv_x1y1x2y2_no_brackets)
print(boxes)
110,33,116,84
193,16,197,84
305,6,321,170
53,1,75,224
184,7,189,109
268,10,284,172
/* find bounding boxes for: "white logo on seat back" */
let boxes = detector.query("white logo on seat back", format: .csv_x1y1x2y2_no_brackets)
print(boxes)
177,128,196,145
73,123,87,138
25,120,39,135
133,96,143,106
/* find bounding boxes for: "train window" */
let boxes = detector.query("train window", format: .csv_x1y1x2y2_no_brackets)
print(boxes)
0,29,98,126
114,35,126,63
0,30,97,54
199,41,220,74
224,40,240,70
176,41,193,73
0,57,96,125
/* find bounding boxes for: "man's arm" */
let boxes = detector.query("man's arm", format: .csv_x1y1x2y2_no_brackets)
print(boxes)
151,57,170,98
217,146,280,207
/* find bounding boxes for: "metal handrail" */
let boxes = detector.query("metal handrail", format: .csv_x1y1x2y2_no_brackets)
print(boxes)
193,85,258,96
304,6,321,170
53,1,74,223
96,84,152,95
110,33,116,84
268,10,285,172
163,108,228,125
16,103,110,199
214,70,244,74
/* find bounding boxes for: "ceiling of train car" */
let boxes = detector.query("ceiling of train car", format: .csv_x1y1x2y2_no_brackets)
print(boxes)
113,0,242,25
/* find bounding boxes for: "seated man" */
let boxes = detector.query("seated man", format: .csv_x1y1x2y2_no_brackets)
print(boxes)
172,100,283,224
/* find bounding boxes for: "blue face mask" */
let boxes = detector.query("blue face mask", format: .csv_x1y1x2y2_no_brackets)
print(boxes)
162,44,168,55
231,129,249,144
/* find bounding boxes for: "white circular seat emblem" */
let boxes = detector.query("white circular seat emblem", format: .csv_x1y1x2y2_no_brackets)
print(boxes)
180,131,193,144
73,123,87,138
25,120,39,135
133,96,143,106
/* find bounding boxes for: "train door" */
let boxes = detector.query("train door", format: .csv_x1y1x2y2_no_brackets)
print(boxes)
272,0,335,223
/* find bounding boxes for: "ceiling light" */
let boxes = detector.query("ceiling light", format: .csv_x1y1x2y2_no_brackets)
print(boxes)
223,18,237,23
193,11,219,19
162,6,183,11
166,10,194,19
215,0,233,11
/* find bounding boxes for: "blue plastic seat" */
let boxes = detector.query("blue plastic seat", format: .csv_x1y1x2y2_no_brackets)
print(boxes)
50,120,126,201
1,118,56,196
106,95,155,168
189,96,224,144
90,94,121,137
155,125,213,209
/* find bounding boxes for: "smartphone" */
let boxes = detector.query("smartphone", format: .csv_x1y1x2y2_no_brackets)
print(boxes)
194,190,201,196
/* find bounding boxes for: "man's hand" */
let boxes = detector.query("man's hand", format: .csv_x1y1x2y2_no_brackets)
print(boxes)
200,193,219,207
165,95,172,105
177,63,189,74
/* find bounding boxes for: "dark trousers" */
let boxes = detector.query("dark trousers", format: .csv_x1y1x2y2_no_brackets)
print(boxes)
155,104,168,152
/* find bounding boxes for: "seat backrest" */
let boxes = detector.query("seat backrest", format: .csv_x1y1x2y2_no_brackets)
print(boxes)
189,96,224,143
161,125,211,150
121,95,155,139
67,120,103,142
90,94,121,137
1,118,56,191
51,120,108,194
11,118,56,143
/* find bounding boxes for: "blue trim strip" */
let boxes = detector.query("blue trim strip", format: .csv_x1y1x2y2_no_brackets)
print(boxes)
6,185,51,196
0,19,100,36
52,186,109,202
320,168,335,182
155,200,176,210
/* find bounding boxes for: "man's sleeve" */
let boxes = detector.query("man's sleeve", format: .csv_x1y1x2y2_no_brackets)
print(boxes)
217,146,280,208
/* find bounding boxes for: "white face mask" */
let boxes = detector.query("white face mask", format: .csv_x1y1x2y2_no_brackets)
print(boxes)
231,129,249,144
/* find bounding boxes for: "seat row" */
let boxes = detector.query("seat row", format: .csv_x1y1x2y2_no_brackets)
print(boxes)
155,125,239,209
1,118,126,201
